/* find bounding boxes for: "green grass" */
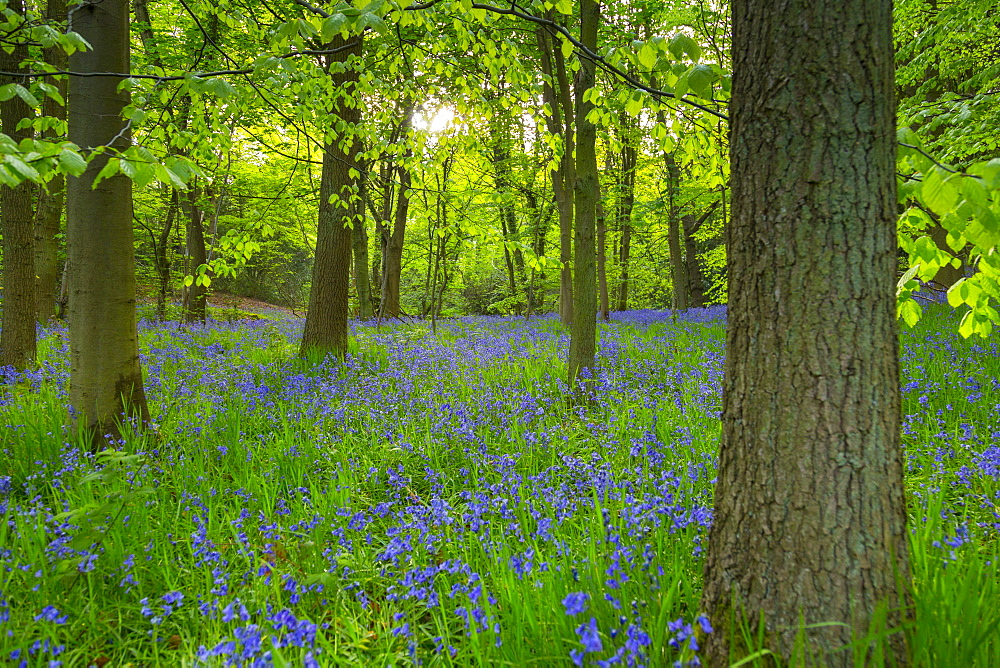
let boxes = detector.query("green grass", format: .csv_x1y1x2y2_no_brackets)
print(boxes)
0,307,997,666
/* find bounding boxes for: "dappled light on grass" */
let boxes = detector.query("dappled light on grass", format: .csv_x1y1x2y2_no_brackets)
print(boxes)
0,306,998,666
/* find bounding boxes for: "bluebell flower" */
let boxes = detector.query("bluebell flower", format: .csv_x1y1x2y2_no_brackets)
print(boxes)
563,592,588,616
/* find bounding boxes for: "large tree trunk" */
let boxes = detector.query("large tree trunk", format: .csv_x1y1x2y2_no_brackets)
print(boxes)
701,1,911,665
33,0,68,324
0,0,36,370
380,105,413,320
301,35,363,356
567,0,599,386
66,0,149,444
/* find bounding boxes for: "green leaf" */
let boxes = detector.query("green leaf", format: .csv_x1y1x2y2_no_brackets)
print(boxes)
638,42,657,70
4,154,39,180
560,37,574,59
12,84,39,107
899,298,922,328
668,33,701,62
921,168,959,216
896,264,919,290
624,90,643,117
684,64,714,98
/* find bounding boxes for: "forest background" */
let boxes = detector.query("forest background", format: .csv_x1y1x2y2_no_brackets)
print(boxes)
1,0,995,336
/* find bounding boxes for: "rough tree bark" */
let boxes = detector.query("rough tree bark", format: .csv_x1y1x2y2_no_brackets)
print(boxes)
0,0,36,370
566,0,599,386
301,34,363,356
66,0,150,443
33,0,67,323
700,1,911,664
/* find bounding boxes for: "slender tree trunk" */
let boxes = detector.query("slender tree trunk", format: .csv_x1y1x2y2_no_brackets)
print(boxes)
664,151,688,310
34,0,68,324
155,191,178,321
554,38,576,326
0,0,36,370
596,194,609,321
181,188,208,324
301,35,363,356
66,0,149,444
538,20,575,325
380,104,413,320
567,0,599,387
701,1,911,664
353,168,373,319
617,136,636,311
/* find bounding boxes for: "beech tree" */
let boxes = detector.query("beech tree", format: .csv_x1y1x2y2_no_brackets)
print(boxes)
701,1,911,664
0,0,36,371
66,0,149,442
301,34,364,357
566,0,599,386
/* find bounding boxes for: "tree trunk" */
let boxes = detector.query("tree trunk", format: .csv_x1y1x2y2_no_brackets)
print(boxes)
664,151,688,310
181,188,208,324
567,0,599,387
616,134,636,311
66,0,149,445
0,0,36,370
538,19,575,326
353,164,373,319
596,193,609,321
154,190,178,321
701,1,911,664
33,0,68,324
682,202,718,309
301,35,363,356
380,104,413,320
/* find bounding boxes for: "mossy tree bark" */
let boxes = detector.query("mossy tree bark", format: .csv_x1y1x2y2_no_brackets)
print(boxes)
566,0,599,387
0,0,36,370
700,1,911,664
301,35,363,357
66,0,149,444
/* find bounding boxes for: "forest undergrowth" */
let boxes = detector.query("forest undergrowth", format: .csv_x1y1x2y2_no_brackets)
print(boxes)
1,306,998,666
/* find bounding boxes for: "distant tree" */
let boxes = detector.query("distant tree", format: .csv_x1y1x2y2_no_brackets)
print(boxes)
33,0,67,324
66,0,149,444
701,1,911,664
0,0,37,371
